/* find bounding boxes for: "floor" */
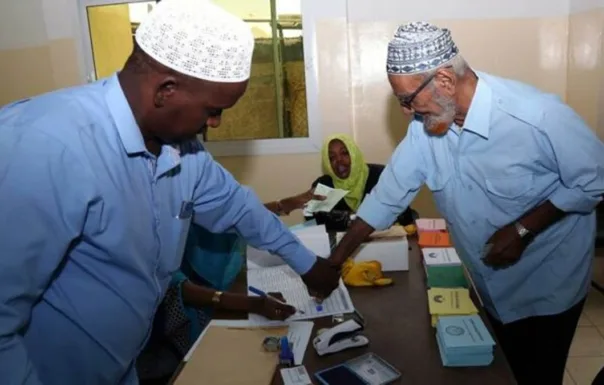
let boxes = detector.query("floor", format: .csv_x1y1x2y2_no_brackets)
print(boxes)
565,256,604,385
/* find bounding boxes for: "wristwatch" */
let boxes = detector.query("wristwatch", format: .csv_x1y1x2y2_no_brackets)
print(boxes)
211,290,223,304
514,222,533,242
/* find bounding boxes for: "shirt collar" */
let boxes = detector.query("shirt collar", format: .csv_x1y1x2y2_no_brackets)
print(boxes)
104,74,147,155
461,73,492,139
103,74,182,177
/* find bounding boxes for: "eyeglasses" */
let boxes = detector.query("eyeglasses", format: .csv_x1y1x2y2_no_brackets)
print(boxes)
397,72,437,110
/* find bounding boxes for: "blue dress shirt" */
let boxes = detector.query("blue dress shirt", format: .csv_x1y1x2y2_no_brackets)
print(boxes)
0,74,316,385
359,71,604,324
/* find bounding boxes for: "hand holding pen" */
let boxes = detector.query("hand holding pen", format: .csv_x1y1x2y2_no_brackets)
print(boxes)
248,286,304,319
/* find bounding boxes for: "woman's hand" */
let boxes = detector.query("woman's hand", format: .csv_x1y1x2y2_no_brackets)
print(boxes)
281,188,326,214
250,292,296,320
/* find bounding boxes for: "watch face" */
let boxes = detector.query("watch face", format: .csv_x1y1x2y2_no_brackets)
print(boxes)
515,223,528,237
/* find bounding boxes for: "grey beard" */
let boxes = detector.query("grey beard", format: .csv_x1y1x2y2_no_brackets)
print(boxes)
424,94,457,132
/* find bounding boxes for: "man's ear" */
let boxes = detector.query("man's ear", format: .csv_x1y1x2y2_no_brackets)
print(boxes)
153,76,179,107
434,67,457,96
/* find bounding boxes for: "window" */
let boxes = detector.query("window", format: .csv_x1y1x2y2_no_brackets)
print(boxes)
78,0,322,156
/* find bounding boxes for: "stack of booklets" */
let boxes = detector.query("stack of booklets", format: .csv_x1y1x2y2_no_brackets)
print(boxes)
416,218,447,233
418,231,452,248
422,248,469,288
427,288,478,327
436,314,496,367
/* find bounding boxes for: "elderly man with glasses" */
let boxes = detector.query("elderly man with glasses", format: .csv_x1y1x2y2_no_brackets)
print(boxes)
329,21,604,385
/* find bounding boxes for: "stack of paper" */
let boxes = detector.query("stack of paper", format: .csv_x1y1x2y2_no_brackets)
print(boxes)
427,288,478,327
422,248,469,289
436,315,496,367
416,218,447,233
418,231,452,248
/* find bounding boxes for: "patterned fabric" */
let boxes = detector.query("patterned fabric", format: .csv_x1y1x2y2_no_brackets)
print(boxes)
136,285,212,381
387,21,459,75
136,0,255,82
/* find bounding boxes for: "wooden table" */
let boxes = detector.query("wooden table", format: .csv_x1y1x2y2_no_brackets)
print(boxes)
174,241,517,385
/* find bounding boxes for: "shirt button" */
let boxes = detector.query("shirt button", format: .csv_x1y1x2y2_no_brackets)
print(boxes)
467,184,473,191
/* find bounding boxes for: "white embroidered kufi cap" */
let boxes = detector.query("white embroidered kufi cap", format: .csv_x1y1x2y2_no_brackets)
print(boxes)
135,0,255,82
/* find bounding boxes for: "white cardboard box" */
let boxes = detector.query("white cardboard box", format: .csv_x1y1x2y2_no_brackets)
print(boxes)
336,227,409,271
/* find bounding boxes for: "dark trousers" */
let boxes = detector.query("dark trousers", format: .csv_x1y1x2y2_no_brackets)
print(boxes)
487,298,586,385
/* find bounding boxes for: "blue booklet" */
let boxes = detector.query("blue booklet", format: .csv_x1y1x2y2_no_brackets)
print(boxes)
437,315,496,352
436,333,494,367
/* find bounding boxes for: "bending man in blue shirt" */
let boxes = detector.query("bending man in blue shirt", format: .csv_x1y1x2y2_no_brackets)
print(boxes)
330,22,604,385
0,1,340,384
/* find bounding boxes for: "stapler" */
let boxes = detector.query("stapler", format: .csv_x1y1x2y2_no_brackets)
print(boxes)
313,319,369,356
279,336,295,366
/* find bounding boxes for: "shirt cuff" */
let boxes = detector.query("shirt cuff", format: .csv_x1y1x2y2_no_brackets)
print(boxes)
171,270,189,287
357,194,399,231
549,185,602,213
284,243,317,275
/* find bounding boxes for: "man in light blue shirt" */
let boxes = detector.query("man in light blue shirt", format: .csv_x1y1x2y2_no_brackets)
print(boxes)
331,22,604,384
0,1,340,384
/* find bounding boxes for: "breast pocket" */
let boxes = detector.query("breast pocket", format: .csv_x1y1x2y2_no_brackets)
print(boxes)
485,173,536,227
426,168,452,220
162,201,194,276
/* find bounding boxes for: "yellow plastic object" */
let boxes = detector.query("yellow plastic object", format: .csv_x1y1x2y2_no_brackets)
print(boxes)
403,224,417,235
341,259,393,287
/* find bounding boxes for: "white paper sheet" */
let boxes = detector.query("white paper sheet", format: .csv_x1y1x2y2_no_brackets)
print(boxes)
280,366,312,385
287,322,314,365
247,264,354,324
422,247,461,266
303,183,348,215
247,225,331,269
416,218,447,231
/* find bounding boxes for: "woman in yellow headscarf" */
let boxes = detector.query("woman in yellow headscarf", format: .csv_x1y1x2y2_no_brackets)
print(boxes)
308,133,416,230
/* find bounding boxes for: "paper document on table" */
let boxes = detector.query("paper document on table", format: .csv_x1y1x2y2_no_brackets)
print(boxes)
287,322,313,365
418,231,452,248
303,183,348,215
416,218,447,232
247,264,354,324
281,366,312,385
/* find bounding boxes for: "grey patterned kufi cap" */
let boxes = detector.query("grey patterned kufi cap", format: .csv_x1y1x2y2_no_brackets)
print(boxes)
387,21,459,75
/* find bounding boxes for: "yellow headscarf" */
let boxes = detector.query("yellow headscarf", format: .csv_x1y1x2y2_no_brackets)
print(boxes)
322,134,369,212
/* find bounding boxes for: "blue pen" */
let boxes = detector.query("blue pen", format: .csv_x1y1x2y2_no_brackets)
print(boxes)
248,286,305,314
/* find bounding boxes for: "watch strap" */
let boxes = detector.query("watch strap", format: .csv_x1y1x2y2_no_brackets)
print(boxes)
514,222,532,240
211,290,223,304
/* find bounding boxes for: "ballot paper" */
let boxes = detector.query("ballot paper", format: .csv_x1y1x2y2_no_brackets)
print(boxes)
280,366,313,385
416,218,447,232
247,264,354,324
418,231,452,248
436,315,496,367
303,183,349,216
422,248,462,267
428,288,479,327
